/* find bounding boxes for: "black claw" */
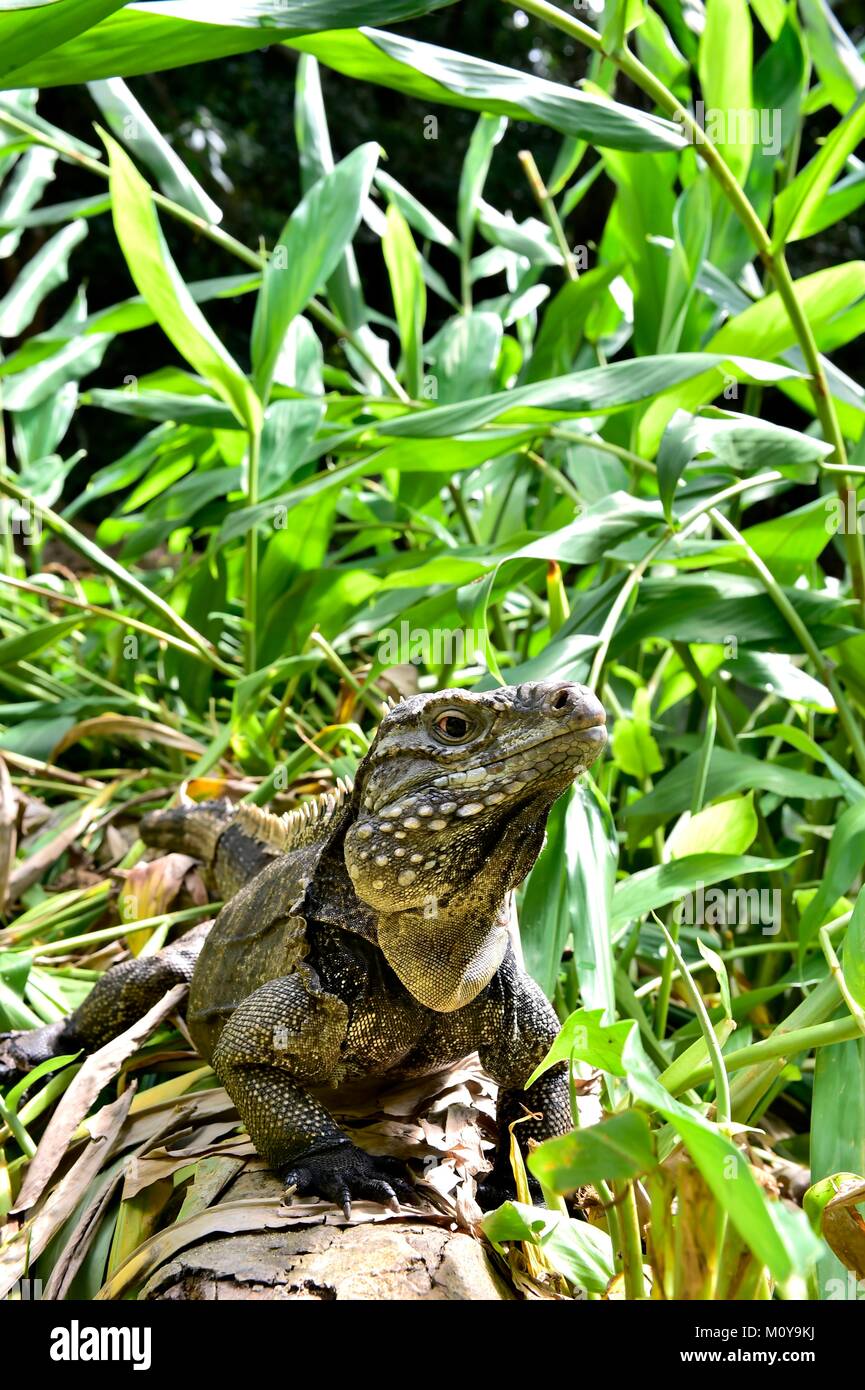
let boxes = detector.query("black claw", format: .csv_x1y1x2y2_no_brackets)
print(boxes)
280,1146,415,1217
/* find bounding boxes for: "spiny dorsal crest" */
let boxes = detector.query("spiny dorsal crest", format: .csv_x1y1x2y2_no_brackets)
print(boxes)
234,777,353,853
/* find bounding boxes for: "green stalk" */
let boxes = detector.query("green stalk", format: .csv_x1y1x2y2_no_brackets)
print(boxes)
710,508,865,778
0,476,236,676
502,0,865,621
518,149,579,281
657,918,731,1124
818,923,865,1037
673,1014,862,1093
244,426,262,674
0,574,205,663
19,902,219,958
614,1179,646,1299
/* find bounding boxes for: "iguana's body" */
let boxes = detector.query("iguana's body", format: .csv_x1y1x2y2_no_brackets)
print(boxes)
1,681,606,1213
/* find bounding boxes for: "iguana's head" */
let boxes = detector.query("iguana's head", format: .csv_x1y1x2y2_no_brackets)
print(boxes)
344,680,606,1011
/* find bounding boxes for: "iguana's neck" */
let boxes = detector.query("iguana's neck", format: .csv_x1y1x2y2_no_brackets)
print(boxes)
343,794,552,1011
375,885,512,1012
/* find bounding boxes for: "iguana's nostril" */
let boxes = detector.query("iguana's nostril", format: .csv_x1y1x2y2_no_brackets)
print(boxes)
542,683,580,716
539,682,606,727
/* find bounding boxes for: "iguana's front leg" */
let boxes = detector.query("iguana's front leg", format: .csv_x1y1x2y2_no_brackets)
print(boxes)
212,970,415,1216
476,966,571,1209
0,923,209,1088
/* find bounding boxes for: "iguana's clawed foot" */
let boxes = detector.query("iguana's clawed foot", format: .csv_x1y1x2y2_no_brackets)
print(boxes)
282,1144,416,1218
0,1022,69,1089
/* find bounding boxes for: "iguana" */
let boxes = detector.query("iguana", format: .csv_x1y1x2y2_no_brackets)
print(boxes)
0,681,606,1214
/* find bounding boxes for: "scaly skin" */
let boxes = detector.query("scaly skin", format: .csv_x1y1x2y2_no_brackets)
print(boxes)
0,681,606,1214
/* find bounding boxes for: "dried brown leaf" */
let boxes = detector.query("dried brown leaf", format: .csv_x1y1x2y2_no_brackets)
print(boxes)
822,1179,865,1279
14,983,187,1213
0,1086,135,1299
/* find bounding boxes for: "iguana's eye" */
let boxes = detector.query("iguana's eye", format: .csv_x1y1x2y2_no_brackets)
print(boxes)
434,711,473,742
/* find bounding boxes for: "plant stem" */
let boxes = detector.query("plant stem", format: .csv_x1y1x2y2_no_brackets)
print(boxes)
673,1014,862,1093
657,918,732,1123
614,1180,646,1299
709,508,865,778
518,149,579,280
244,426,261,673
0,574,204,663
0,475,235,675
819,923,865,1038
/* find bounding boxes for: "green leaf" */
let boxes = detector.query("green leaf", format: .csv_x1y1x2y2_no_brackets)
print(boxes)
656,176,711,354
0,0,127,82
799,801,865,948
458,114,506,252
482,1202,614,1293
0,616,81,667
666,794,758,859
526,1008,633,1088
258,399,324,499
521,779,618,1013
624,746,837,824
289,26,687,153
88,76,222,223
525,265,621,383
696,937,732,1018
698,0,754,184
250,142,379,402
3,3,458,87
375,168,457,250
610,688,663,780
0,220,87,338
726,651,834,711
638,263,865,453
799,0,865,115
773,91,865,247
104,132,260,433
426,311,502,403
382,202,425,399
0,146,57,259
378,353,801,438
529,1111,656,1190
611,852,799,931
741,724,864,808
4,333,112,412
843,886,865,1011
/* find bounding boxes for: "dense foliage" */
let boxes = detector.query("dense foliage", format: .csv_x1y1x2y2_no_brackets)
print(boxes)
1,0,864,1301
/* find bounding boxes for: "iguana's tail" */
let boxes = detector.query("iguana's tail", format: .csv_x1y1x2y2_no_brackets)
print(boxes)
140,799,279,900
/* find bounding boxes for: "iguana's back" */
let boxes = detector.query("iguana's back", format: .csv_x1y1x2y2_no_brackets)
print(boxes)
141,792,354,1060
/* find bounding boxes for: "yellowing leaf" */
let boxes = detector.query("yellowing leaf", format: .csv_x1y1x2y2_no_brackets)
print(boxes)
666,793,758,859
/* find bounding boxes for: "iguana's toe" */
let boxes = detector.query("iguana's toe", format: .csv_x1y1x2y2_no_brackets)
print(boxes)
281,1144,416,1216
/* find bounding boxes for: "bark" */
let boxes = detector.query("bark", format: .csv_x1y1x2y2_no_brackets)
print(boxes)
142,1171,511,1301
